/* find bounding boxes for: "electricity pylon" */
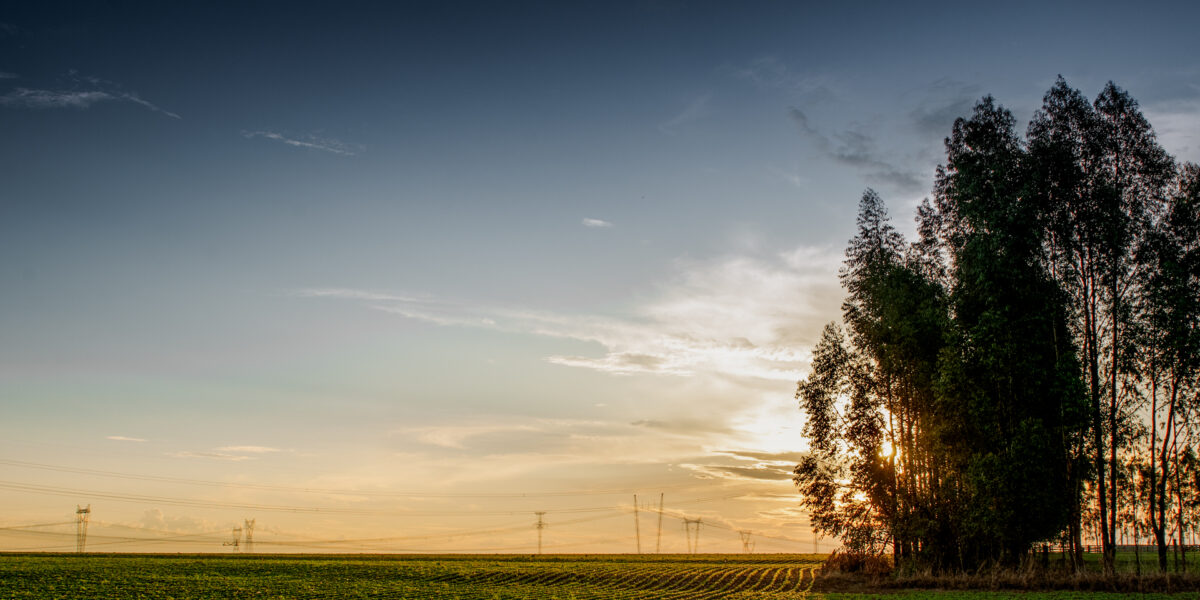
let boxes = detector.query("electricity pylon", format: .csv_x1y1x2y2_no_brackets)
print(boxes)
739,530,755,554
656,493,663,554
534,512,546,555
633,495,641,554
243,519,255,553
75,505,91,553
683,518,702,554
223,526,242,552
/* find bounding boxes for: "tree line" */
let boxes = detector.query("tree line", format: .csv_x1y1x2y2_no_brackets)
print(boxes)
793,77,1200,573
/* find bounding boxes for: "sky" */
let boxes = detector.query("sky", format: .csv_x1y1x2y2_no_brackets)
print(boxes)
2,0,1200,554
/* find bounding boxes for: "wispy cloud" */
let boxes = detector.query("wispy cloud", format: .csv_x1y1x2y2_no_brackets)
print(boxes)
243,130,361,156
293,288,422,302
0,72,180,119
582,218,613,228
1,88,116,109
106,435,147,442
908,78,981,137
215,445,282,453
725,56,835,104
767,165,808,190
294,244,842,382
167,451,256,462
0,72,16,79
659,92,712,134
682,463,794,481
404,424,542,450
679,448,809,482
788,106,922,191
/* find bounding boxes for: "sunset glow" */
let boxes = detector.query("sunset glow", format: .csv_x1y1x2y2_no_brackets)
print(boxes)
2,2,1199,557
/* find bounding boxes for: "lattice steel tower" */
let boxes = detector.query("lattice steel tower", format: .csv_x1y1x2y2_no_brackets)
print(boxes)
683,518,702,554
243,519,256,553
75,505,91,553
534,512,547,555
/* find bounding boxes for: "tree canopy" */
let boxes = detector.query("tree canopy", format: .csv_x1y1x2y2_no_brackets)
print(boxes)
794,79,1200,573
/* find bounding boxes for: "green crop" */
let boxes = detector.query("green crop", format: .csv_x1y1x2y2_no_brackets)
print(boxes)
0,554,1191,599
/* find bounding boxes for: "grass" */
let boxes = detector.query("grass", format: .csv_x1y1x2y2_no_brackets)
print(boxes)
0,552,1195,599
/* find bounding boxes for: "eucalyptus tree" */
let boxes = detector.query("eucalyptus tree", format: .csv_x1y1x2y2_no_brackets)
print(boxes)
1138,163,1200,570
794,79,1188,575
1026,78,1175,573
932,97,1088,567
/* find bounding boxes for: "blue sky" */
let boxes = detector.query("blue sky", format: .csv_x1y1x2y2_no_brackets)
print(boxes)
2,1,1199,553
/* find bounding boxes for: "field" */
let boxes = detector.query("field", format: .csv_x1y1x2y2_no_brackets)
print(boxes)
0,553,1194,599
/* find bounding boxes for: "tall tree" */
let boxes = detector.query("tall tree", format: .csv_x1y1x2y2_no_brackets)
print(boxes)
933,97,1088,566
1026,78,1175,573
1138,163,1200,570
795,80,1186,575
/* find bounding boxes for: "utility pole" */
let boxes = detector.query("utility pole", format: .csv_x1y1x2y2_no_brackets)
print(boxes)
633,494,642,554
656,493,663,554
534,512,546,555
739,530,755,554
75,505,91,553
244,519,256,553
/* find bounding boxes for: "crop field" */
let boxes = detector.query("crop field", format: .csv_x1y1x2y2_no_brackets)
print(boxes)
0,553,1194,599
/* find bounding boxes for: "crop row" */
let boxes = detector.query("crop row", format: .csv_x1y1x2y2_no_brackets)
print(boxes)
0,554,823,600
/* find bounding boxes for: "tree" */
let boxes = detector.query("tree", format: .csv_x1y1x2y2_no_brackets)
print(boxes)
933,97,1088,566
794,80,1190,573
1024,78,1175,574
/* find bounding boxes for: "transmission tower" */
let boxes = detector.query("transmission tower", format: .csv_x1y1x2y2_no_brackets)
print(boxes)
683,518,702,554
633,494,642,554
243,519,256,553
534,512,546,555
656,493,663,554
223,526,242,552
75,505,91,553
739,530,755,554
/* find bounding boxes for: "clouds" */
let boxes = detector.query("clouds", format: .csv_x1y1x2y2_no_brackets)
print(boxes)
725,56,835,104
296,244,842,382
0,73,181,118
788,106,923,192
106,435,147,442
582,218,613,228
215,445,282,453
0,72,16,79
1,88,119,109
169,445,285,461
659,93,712,134
243,130,361,156
909,78,982,138
682,449,807,483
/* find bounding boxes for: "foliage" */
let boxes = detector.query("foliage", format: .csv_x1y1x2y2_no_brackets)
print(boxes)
795,78,1200,574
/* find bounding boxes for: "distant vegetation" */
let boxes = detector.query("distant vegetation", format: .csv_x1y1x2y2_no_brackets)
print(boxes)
794,78,1200,575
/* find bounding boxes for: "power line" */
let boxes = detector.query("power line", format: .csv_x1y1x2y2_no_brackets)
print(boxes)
0,459,697,498
0,480,682,516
